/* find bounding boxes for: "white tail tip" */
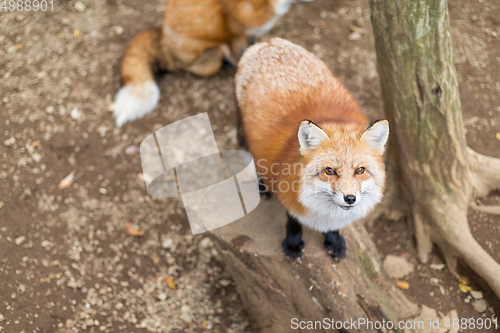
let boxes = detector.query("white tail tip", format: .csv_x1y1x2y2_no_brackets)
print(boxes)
113,81,160,127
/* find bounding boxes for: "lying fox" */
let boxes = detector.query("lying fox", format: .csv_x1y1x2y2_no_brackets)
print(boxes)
113,0,311,127
236,38,389,259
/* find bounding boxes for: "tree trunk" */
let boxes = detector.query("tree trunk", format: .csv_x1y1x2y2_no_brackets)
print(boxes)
370,0,500,299
211,199,420,333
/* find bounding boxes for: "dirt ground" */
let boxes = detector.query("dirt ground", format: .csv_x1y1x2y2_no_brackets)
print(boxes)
0,0,499,332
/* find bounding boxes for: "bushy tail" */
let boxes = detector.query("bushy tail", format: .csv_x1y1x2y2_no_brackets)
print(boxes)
113,28,171,127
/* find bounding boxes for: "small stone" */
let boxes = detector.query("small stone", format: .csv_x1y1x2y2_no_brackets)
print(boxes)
414,305,440,330
41,240,53,248
347,32,362,41
383,255,414,279
157,293,167,301
162,238,173,249
113,26,124,35
74,1,86,12
16,14,25,22
470,15,479,22
470,290,483,299
115,302,123,310
200,237,213,249
219,279,231,287
15,236,26,246
3,137,15,147
67,278,79,289
167,266,177,276
45,106,55,114
166,257,175,265
180,305,192,323
472,299,488,313
32,153,42,163
124,145,139,155
70,108,81,120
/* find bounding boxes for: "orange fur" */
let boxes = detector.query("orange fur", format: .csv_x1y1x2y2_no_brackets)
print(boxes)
236,38,387,219
114,0,305,127
122,0,290,83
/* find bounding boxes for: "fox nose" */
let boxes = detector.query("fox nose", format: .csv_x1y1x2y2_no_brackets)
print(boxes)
344,195,356,205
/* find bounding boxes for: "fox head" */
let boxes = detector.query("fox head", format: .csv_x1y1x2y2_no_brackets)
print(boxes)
297,120,389,225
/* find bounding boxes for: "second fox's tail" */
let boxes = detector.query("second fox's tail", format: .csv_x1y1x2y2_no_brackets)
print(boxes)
113,29,173,127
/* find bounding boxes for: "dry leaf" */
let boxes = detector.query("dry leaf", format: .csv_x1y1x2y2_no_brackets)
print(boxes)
7,44,23,53
73,29,80,38
58,171,75,189
349,25,367,34
150,255,160,265
395,280,410,290
457,275,470,285
430,263,446,270
165,276,176,290
125,222,144,236
496,132,500,141
429,278,446,295
31,140,41,148
39,272,63,283
459,284,472,293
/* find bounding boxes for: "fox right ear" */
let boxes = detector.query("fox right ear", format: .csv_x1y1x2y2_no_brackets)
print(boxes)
360,120,389,155
298,120,328,155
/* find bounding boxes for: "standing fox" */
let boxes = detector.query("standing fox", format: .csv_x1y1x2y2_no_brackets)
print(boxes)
236,38,389,259
113,0,311,127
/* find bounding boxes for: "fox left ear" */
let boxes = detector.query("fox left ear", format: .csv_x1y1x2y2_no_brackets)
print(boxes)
298,120,328,155
360,120,389,155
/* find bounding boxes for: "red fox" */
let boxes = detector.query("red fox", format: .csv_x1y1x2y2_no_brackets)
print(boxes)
113,0,312,127
235,38,389,259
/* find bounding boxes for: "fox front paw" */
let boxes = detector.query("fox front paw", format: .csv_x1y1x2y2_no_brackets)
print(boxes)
324,231,346,260
282,238,304,260
258,178,272,200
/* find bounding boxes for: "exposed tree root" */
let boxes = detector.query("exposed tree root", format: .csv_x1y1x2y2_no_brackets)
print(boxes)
413,205,433,263
469,147,500,197
446,224,500,298
414,199,500,299
374,152,500,299
471,203,500,215
415,175,500,302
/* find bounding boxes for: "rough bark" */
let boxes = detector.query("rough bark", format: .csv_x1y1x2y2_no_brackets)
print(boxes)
211,199,420,333
370,0,500,299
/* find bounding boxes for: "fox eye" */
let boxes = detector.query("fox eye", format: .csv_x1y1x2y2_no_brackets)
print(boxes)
324,167,336,176
355,167,365,175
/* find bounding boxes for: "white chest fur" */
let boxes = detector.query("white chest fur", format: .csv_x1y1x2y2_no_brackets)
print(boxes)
295,206,367,233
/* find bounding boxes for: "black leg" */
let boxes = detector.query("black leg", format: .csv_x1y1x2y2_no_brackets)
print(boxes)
235,103,248,149
248,35,257,46
323,230,346,260
258,178,272,199
282,214,304,259
222,59,237,71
